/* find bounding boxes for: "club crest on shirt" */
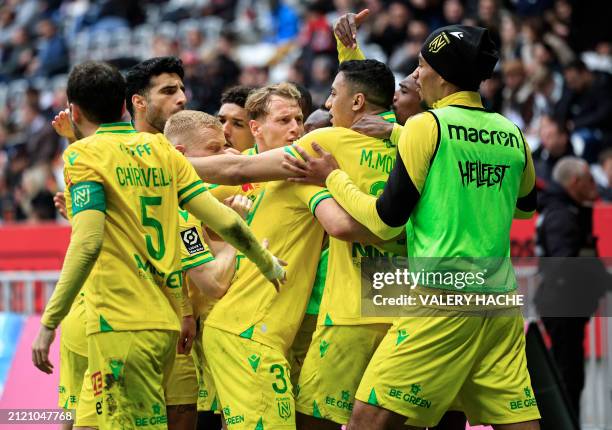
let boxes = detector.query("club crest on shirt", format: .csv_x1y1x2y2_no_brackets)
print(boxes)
73,186,90,208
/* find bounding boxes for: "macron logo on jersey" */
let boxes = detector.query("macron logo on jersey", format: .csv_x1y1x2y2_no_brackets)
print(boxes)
450,31,464,39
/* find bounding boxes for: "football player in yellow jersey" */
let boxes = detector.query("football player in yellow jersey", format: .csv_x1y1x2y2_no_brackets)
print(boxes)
218,85,257,153
32,61,286,430
331,11,468,430
186,59,404,429
126,56,202,430
165,110,254,419
127,58,260,430
49,58,250,430
190,81,383,430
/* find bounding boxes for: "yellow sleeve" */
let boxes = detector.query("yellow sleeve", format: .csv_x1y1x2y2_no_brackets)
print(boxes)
180,282,193,317
390,123,403,147
207,184,243,202
63,143,103,185
397,112,438,193
292,184,332,215
182,191,276,276
63,143,107,218
514,137,537,219
287,128,337,159
41,210,105,328
179,211,214,271
336,32,365,62
168,137,210,207
325,169,403,240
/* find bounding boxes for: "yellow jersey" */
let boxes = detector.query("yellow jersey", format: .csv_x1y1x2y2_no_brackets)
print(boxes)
286,123,400,326
204,180,329,354
178,209,218,319
63,122,208,335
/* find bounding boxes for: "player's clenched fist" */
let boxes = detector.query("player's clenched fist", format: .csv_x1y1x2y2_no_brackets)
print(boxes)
224,194,253,220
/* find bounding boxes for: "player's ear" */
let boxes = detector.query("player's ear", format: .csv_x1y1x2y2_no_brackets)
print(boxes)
249,119,261,138
69,103,80,123
352,93,366,112
174,144,186,154
132,94,146,112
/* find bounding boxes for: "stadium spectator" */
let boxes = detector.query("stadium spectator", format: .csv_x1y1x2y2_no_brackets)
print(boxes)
263,0,300,44
594,149,612,201
441,0,464,26
533,115,574,186
501,59,534,129
368,2,411,57
554,59,612,163
535,156,607,421
0,27,33,82
308,55,336,108
480,70,503,113
528,66,564,142
29,19,69,78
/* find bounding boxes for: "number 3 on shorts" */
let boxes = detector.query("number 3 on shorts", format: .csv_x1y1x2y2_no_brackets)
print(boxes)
270,364,288,394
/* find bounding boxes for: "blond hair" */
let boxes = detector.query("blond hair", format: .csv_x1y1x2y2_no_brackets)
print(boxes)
245,82,301,120
164,110,222,140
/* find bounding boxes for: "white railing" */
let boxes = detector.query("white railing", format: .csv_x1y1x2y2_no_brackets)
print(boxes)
0,271,60,314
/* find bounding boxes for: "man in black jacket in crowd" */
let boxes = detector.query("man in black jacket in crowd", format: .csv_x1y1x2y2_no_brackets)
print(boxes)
535,156,608,421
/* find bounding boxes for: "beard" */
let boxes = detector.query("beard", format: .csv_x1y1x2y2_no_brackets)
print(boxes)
145,105,168,134
145,99,185,133
70,117,84,140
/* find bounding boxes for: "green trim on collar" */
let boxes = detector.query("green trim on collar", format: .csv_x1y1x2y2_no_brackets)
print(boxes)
377,111,397,124
95,122,137,134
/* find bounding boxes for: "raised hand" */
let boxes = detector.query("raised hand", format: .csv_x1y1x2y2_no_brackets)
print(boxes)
51,108,76,143
333,9,370,49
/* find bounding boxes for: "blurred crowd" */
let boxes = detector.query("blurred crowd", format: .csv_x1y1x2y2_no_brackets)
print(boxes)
0,0,610,222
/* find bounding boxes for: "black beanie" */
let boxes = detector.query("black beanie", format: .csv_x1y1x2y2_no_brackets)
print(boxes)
420,25,499,91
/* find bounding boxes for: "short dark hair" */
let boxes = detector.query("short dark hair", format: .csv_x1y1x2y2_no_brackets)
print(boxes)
338,60,395,109
564,59,588,73
220,85,256,108
291,82,314,119
67,61,126,124
125,56,185,116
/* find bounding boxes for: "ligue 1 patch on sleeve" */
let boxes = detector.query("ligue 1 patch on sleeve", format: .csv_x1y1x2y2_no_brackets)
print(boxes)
70,181,106,216
181,227,205,254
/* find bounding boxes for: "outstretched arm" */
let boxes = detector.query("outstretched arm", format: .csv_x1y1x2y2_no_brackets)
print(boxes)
188,148,291,185
183,191,285,288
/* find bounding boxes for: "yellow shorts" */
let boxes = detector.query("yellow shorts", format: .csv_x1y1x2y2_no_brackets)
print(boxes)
165,352,198,406
203,325,295,429
192,328,220,412
287,314,317,389
88,330,177,429
355,310,541,427
58,341,88,410
295,323,390,424
75,368,98,428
